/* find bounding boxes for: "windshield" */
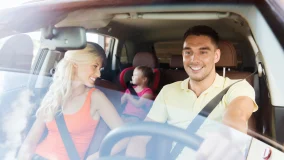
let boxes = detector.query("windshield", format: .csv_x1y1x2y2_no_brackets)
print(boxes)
0,8,283,160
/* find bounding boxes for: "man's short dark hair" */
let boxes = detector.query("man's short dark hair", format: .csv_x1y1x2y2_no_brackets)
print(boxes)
183,25,219,47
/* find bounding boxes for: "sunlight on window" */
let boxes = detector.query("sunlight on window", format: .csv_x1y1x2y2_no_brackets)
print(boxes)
0,0,33,9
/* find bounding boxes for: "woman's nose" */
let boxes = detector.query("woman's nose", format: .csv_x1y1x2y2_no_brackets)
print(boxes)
96,70,101,78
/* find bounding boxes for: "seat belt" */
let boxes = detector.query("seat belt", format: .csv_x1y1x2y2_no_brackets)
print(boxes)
170,72,256,159
121,82,150,113
55,113,80,160
127,83,139,99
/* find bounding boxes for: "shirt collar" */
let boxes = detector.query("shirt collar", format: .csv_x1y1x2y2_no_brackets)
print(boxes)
180,73,224,91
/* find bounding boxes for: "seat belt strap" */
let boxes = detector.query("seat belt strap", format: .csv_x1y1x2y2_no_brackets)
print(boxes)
55,113,80,160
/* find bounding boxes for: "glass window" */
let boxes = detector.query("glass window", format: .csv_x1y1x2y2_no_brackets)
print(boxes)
120,44,129,64
154,41,182,64
86,33,114,57
0,32,41,94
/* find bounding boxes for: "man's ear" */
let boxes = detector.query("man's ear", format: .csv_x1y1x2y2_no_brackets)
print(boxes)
214,49,221,64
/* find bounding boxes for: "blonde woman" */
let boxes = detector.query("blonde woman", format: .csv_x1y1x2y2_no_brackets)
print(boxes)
18,43,125,160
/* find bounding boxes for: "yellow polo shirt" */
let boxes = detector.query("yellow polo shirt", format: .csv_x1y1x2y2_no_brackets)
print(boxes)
147,73,258,159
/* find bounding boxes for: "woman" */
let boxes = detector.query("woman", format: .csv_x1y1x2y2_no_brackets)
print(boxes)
18,43,125,160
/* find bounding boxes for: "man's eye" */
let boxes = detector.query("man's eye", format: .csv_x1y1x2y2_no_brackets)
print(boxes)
184,51,191,55
201,51,207,54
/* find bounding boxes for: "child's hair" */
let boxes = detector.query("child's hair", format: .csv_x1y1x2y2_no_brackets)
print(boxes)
136,66,154,87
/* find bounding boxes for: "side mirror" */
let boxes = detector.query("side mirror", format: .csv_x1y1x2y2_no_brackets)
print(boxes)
41,26,86,50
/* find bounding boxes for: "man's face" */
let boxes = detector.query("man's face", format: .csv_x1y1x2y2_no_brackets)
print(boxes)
182,35,220,82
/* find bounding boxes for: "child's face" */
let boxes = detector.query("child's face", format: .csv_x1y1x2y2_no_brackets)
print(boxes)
132,68,146,85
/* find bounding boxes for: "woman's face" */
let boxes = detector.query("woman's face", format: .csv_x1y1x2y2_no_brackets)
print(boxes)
74,57,103,87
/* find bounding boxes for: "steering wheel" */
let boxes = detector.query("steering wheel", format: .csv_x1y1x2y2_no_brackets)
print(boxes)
98,122,204,160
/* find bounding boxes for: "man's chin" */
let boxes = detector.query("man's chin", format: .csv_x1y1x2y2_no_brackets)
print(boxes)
189,74,205,82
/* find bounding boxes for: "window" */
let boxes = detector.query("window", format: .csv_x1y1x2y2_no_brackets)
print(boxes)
154,41,183,64
120,44,129,64
86,33,114,57
0,31,42,92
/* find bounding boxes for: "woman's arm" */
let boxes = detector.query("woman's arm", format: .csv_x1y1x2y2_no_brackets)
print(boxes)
89,90,129,158
18,117,46,160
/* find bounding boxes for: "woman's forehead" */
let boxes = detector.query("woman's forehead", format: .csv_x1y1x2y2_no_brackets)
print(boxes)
91,57,103,65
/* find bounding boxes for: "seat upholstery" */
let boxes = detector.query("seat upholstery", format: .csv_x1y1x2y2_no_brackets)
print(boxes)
119,52,160,93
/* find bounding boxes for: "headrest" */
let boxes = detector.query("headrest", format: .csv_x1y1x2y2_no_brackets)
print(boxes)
216,41,237,68
133,52,158,68
170,55,183,68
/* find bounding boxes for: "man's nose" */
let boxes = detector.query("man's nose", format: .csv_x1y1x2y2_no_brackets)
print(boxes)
190,53,200,62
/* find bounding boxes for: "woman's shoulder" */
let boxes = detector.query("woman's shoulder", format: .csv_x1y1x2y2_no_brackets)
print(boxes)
90,88,106,99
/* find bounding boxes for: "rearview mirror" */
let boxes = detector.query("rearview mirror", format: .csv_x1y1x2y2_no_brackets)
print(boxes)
41,27,86,50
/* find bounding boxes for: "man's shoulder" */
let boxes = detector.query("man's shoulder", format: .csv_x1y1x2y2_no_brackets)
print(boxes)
224,76,253,89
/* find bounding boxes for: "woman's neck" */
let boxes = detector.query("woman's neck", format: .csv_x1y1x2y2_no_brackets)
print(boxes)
70,81,86,98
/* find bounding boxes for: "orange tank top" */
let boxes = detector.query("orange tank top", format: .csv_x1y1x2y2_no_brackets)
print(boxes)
35,88,99,160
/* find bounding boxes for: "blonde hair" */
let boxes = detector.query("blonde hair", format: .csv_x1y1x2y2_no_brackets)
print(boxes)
36,43,106,120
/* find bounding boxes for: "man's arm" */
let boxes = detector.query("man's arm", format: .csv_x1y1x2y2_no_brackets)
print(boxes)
222,79,258,134
223,96,255,133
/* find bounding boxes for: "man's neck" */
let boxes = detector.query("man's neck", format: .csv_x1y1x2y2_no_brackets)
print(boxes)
189,71,216,97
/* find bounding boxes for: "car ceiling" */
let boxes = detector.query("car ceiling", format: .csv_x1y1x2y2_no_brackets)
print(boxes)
0,0,256,40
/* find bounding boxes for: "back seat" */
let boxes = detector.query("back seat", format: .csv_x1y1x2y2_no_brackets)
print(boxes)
158,41,257,132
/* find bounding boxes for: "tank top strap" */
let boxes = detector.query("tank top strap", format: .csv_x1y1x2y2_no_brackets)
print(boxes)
86,88,96,103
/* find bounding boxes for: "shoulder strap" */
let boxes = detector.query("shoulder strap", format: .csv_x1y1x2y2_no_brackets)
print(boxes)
55,113,80,160
171,72,256,159
127,82,139,99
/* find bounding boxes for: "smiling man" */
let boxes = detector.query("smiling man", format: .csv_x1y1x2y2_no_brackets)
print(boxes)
126,25,258,159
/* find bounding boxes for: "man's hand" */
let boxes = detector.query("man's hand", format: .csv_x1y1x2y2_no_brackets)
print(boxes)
196,127,250,160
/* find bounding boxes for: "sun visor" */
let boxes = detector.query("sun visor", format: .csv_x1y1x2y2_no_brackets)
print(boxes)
55,9,113,29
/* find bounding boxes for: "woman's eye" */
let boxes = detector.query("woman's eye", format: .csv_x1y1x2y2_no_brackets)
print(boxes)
93,65,98,68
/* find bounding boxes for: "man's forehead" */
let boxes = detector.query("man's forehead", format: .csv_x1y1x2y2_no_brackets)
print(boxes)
183,35,215,48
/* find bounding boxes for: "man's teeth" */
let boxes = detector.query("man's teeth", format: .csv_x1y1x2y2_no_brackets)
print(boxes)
190,67,202,71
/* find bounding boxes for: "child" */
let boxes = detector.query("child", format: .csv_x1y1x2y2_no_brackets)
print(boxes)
121,66,154,122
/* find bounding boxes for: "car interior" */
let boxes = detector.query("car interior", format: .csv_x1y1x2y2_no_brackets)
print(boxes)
36,12,265,158
0,2,283,159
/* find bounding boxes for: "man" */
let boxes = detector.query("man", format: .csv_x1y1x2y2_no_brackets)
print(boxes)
126,25,258,159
